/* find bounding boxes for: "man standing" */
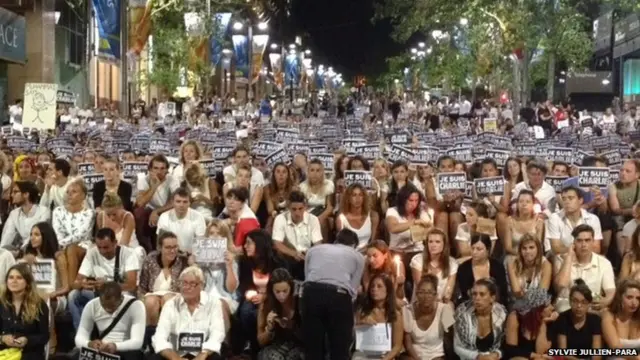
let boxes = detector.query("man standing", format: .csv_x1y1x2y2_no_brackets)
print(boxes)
302,229,364,360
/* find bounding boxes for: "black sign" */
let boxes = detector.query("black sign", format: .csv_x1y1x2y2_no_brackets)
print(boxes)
610,169,620,183
412,146,439,165
546,176,568,193
474,176,505,196
388,145,414,163
252,141,283,158
83,174,104,193
614,13,640,46
212,145,235,161
601,149,622,166
437,172,467,193
465,181,474,200
288,142,310,155
573,149,593,166
199,159,220,177
354,144,380,161
77,162,96,176
265,148,289,168
446,147,472,163
122,162,147,184
566,71,613,95
385,132,409,145
79,347,120,360
310,153,334,172
546,147,573,164
275,128,299,143
485,149,510,167
578,167,610,188
149,137,171,155
514,141,537,157
177,332,204,353
344,170,373,190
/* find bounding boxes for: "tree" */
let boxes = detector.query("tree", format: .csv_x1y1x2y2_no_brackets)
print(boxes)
374,0,594,103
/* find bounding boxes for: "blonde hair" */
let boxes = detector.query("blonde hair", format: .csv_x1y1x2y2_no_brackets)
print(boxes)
69,178,88,196
180,140,203,165
0,264,44,323
179,265,205,283
184,163,206,186
101,191,123,209
207,219,234,250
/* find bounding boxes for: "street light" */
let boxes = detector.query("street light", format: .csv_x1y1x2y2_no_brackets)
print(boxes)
410,48,418,54
257,22,268,30
289,44,296,49
431,30,443,39
305,49,311,55
270,43,278,50
460,18,468,26
233,22,243,30
418,42,426,48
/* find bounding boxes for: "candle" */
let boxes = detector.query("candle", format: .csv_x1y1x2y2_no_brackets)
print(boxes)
394,255,402,277
245,290,258,301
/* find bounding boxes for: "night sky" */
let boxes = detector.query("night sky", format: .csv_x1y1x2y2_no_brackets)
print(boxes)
289,0,404,80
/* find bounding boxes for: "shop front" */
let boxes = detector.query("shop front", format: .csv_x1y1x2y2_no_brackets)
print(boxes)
0,6,25,123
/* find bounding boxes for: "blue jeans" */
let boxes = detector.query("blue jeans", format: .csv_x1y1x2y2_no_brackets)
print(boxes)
234,300,258,353
69,289,96,329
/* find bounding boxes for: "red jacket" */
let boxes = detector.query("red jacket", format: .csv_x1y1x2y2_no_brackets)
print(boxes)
233,205,260,247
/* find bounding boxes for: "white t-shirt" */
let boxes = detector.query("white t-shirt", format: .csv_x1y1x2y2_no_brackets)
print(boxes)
403,303,454,360
410,253,458,300
78,246,140,280
386,207,434,253
272,212,323,252
156,208,206,252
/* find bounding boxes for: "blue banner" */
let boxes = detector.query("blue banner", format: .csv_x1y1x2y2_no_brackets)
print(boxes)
316,69,325,89
232,35,249,83
284,54,300,88
0,8,25,64
210,12,232,68
93,0,121,60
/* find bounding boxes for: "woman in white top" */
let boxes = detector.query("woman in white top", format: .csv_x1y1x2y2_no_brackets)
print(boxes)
170,140,203,187
383,161,410,216
97,192,146,265
455,201,498,258
410,228,457,304
412,164,435,197
52,179,95,286
602,279,640,359
402,275,455,360
202,220,239,333
336,183,379,251
372,158,390,195
182,163,219,222
386,184,434,255
223,164,263,214
506,234,551,301
503,190,543,259
299,159,335,241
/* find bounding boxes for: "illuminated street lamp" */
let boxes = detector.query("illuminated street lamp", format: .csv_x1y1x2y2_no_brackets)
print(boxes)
233,22,243,30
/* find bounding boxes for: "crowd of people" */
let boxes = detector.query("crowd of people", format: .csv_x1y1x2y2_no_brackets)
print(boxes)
0,93,638,360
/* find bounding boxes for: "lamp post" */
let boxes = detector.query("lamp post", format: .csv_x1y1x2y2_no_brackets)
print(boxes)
233,20,269,102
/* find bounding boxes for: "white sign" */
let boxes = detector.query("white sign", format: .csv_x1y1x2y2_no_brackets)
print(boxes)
23,83,58,130
355,323,392,354
193,238,227,264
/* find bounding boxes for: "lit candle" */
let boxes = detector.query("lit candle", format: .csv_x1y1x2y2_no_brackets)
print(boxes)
394,255,402,277
245,290,258,301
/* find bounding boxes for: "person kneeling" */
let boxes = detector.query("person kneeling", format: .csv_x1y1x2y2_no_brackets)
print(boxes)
74,281,146,360
151,265,225,360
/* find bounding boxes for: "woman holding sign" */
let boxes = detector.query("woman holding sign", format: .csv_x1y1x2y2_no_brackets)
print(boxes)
0,264,49,360
353,274,403,360
182,163,220,222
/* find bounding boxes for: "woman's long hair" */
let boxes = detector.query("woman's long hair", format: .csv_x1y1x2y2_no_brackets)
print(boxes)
421,228,451,279
244,229,278,273
513,234,543,276
367,240,394,278
0,264,44,323
610,279,640,320
340,183,370,217
268,162,295,195
358,273,397,323
24,222,59,259
387,161,409,205
264,268,295,317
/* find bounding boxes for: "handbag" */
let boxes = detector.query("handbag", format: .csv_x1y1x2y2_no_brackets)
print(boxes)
0,348,21,360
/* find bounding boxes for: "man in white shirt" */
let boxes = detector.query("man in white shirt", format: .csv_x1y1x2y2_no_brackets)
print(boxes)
272,191,323,280
135,155,179,251
546,186,603,255
152,266,225,360
553,224,615,312
222,146,264,186
75,281,146,360
507,161,556,217
1,181,50,251
157,188,206,253
40,159,73,209
69,228,141,330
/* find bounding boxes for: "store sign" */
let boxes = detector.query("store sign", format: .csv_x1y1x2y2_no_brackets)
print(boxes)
0,7,25,64
615,13,640,46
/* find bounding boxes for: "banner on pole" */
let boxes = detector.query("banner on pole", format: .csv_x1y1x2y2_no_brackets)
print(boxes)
269,53,283,90
210,13,232,69
251,34,269,84
128,0,152,55
233,35,249,84
93,0,121,60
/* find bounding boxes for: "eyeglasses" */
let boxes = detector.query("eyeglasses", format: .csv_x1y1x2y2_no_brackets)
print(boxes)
182,281,201,288
416,291,437,296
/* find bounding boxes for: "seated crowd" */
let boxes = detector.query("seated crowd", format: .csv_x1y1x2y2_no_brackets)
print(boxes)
0,143,638,360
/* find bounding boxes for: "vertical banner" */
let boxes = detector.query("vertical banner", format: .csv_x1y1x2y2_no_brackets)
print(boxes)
284,53,300,89
184,13,207,70
210,13,232,69
301,58,312,88
23,83,58,130
93,0,121,60
128,0,153,55
233,35,249,84
269,53,283,90
316,68,325,89
251,34,269,84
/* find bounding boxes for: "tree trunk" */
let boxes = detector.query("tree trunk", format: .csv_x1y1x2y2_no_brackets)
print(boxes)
546,51,556,101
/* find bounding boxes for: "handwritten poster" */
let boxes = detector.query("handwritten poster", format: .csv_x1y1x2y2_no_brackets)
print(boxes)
193,238,227,264
23,83,58,130
355,323,392,354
